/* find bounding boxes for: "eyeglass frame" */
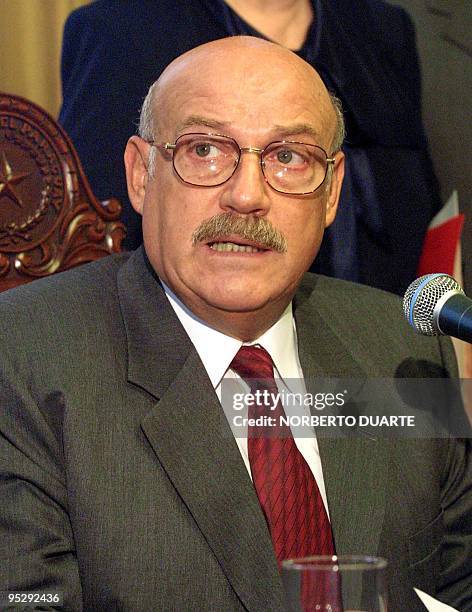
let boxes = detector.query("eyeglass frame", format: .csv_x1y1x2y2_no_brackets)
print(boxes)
146,132,337,196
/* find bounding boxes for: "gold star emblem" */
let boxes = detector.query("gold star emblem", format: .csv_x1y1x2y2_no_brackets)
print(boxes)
0,152,30,208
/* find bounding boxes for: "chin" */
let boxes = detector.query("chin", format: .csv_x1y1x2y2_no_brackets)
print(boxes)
199,285,278,314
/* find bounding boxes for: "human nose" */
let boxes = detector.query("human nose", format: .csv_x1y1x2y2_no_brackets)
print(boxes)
219,149,270,215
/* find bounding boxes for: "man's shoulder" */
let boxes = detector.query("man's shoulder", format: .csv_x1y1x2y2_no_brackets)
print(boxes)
295,272,408,340
296,271,408,335
297,272,402,311
0,253,131,329
296,273,458,377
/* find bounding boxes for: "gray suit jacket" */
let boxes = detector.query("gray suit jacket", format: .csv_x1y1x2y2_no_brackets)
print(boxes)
0,248,471,611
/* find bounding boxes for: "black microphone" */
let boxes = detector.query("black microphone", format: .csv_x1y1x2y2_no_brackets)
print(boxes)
403,273,472,344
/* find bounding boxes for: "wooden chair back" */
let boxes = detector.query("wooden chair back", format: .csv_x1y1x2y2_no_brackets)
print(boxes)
0,92,126,291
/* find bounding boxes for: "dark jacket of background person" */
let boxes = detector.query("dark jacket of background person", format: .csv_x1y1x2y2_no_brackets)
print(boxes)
59,0,441,294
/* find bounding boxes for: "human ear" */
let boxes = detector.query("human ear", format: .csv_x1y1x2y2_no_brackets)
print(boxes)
124,136,151,216
324,151,345,228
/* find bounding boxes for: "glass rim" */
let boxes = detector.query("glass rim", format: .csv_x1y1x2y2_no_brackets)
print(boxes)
281,555,388,572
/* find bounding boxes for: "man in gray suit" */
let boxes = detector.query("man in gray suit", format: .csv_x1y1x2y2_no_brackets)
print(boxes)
1,37,471,611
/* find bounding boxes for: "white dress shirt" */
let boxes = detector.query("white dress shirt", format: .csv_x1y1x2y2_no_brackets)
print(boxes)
163,282,330,516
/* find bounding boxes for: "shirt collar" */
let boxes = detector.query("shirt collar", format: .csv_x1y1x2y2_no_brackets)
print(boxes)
162,282,300,388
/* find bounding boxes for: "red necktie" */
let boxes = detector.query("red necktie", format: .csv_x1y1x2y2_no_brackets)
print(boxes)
230,345,336,565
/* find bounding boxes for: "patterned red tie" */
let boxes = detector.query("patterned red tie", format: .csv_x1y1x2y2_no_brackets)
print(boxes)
230,345,336,564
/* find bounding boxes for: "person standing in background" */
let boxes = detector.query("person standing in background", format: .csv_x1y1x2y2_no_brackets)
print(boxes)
59,0,441,294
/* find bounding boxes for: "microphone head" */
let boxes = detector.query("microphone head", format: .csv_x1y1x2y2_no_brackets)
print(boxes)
403,273,464,336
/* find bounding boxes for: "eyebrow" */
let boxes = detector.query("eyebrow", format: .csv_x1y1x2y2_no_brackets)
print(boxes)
174,116,322,142
175,115,232,134
272,123,323,142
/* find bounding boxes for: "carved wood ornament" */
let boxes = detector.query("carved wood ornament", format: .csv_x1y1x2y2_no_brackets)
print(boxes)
0,93,126,291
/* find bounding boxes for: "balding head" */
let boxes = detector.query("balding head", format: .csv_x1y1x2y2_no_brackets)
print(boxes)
139,36,344,162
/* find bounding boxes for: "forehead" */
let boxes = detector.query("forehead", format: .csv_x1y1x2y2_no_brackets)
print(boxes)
154,48,335,147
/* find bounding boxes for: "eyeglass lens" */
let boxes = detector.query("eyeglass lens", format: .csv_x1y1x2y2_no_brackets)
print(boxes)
171,134,329,194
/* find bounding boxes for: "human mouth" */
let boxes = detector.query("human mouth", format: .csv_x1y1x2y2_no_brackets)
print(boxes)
208,241,265,253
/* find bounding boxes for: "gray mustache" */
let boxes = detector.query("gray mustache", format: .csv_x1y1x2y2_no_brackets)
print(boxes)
192,212,287,253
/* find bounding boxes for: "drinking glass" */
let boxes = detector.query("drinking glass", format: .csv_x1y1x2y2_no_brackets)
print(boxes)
281,555,388,612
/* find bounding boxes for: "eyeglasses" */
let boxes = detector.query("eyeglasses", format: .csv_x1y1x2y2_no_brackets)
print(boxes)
148,133,336,195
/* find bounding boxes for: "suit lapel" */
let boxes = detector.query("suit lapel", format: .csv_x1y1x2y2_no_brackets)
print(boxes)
294,277,387,565
117,249,286,612
117,252,388,608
